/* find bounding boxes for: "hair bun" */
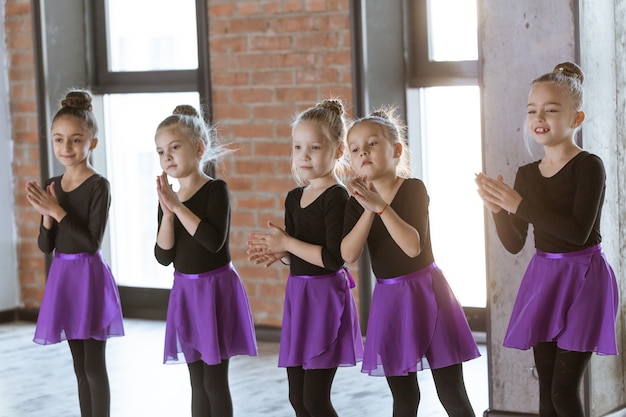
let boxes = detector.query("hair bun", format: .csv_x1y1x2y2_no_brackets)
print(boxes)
318,99,344,116
370,110,389,120
61,90,93,111
553,62,584,84
173,104,200,117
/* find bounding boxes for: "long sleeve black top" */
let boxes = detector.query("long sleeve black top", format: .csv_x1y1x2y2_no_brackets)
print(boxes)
342,178,434,279
154,179,231,274
285,184,348,276
493,151,605,254
38,174,110,254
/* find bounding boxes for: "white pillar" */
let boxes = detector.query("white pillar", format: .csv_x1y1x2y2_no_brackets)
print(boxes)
579,0,626,415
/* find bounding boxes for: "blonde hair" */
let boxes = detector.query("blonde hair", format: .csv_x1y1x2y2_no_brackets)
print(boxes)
53,90,98,136
156,105,229,174
290,98,349,185
347,106,411,177
532,61,585,111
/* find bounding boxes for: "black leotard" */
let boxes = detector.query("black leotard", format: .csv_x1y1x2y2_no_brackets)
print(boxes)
38,174,110,254
155,179,231,274
493,151,605,254
342,178,435,279
285,184,348,276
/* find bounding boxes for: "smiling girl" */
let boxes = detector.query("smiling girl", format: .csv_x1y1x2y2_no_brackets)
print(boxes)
25,90,124,417
475,62,618,417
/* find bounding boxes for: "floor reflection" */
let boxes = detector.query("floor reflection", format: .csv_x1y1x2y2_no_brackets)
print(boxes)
0,319,488,417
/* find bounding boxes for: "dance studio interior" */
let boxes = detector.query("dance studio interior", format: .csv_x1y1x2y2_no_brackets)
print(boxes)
1,0,624,416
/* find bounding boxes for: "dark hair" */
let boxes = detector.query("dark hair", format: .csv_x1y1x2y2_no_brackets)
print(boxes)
532,62,585,110
52,90,98,136
156,104,226,172
348,106,411,177
290,98,348,185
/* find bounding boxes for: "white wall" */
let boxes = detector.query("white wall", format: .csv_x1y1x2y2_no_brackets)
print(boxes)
579,0,626,414
0,0,21,311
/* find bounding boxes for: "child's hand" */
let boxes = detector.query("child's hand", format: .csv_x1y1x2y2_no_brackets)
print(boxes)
25,181,65,224
248,222,290,254
247,250,288,268
262,222,290,253
156,172,177,216
475,173,522,214
247,225,290,267
25,181,56,214
348,176,387,214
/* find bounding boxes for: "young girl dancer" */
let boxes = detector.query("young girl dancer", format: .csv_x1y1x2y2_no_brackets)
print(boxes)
341,108,479,417
247,99,363,417
154,105,257,417
25,90,125,417
475,62,618,417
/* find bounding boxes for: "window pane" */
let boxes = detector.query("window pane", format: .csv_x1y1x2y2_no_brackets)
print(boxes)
407,86,485,307
106,0,198,71
427,0,478,62
103,92,200,288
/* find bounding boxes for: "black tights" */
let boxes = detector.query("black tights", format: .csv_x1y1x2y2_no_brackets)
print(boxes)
533,342,591,417
386,364,475,417
68,339,110,417
187,359,232,417
287,366,338,417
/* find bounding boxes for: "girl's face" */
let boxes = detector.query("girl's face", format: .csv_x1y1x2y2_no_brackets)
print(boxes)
292,121,341,183
347,121,400,180
51,115,97,169
527,82,584,147
155,126,202,179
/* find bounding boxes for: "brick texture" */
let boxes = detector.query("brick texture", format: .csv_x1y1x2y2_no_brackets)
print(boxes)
6,0,356,327
208,0,355,326
5,0,45,309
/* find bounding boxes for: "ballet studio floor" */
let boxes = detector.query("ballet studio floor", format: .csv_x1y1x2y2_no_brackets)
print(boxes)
0,319,487,417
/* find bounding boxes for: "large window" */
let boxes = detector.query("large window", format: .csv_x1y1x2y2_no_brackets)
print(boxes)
106,0,198,72
101,93,199,288
91,0,210,290
406,0,485,307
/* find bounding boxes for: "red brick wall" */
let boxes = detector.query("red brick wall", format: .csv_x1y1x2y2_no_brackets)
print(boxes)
208,0,354,326
6,0,355,327
5,0,45,308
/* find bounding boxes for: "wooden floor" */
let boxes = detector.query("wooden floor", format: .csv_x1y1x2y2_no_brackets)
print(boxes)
0,319,488,417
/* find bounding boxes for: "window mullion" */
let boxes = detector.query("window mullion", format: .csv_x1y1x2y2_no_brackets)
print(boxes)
92,70,199,94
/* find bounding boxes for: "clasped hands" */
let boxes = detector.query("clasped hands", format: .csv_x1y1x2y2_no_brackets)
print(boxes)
25,180,66,226
247,221,290,267
156,172,181,217
347,176,388,215
474,173,522,214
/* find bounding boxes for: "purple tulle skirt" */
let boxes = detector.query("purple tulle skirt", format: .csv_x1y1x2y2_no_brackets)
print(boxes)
504,244,619,355
164,263,258,365
33,251,125,345
278,268,364,369
362,263,480,377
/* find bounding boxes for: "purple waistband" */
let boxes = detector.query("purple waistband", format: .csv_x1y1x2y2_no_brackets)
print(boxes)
174,262,234,280
536,244,602,259
376,262,438,285
54,251,100,260
290,267,355,289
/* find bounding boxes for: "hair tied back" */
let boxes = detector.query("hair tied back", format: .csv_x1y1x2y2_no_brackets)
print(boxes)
370,110,389,120
553,62,584,84
173,104,200,118
61,90,93,112
318,99,345,116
